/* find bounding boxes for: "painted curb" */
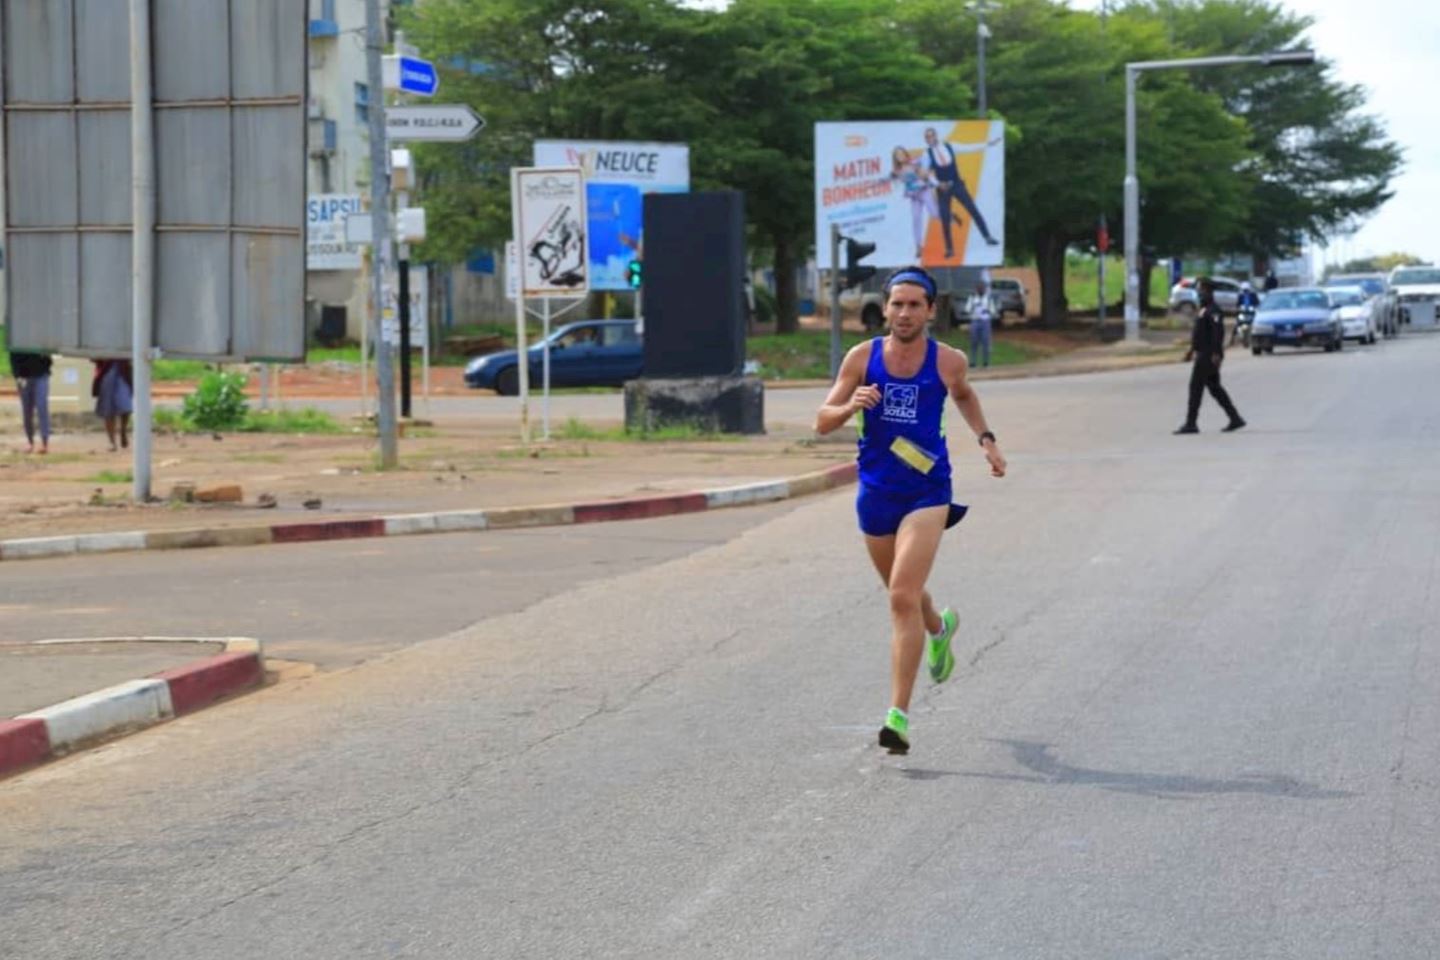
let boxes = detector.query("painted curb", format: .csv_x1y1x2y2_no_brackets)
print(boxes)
0,638,265,780
0,462,859,564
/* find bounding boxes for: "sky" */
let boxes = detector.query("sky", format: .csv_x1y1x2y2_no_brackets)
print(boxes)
1065,0,1439,267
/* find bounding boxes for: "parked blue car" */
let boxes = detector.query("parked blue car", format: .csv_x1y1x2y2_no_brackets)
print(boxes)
1249,288,1344,354
463,319,643,395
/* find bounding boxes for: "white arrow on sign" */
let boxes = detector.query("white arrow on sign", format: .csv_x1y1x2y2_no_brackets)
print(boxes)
385,104,485,142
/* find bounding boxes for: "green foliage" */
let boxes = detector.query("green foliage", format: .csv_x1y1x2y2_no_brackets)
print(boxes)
752,284,777,327
555,416,730,442
399,0,1399,328
152,360,212,382
1333,252,1424,275
239,409,344,434
84,470,132,484
1118,0,1402,255
746,330,1041,380
181,371,249,431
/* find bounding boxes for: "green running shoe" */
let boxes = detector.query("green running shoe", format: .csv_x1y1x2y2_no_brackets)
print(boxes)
927,607,959,683
878,707,910,755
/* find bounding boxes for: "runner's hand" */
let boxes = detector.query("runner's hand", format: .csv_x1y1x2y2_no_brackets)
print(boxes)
850,384,881,413
983,441,1006,478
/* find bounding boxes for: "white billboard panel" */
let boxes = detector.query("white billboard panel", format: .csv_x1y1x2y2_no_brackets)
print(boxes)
814,120,1005,269
511,167,589,298
307,194,364,270
533,140,689,291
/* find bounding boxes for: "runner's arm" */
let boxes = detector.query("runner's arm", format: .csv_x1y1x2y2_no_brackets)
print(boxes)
815,344,878,435
941,347,1007,477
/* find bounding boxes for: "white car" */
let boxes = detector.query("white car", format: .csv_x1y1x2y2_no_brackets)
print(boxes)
1388,265,1440,326
1327,286,1378,344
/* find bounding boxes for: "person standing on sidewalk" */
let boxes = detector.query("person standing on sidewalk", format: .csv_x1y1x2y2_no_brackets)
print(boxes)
92,358,133,451
815,265,1007,755
1175,277,1245,435
963,279,999,368
9,350,52,454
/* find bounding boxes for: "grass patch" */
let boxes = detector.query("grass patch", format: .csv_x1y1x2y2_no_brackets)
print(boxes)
229,453,286,464
152,406,343,434
746,329,1045,380
555,417,736,442
84,469,132,484
1064,256,1172,313
239,408,344,434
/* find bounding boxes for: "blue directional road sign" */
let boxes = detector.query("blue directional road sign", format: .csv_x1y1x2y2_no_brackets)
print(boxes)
397,56,438,97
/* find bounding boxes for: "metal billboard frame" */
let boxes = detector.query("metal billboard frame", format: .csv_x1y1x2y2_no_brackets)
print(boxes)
0,0,307,363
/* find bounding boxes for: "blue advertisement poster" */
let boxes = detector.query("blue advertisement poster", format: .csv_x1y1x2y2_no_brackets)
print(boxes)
533,141,690,290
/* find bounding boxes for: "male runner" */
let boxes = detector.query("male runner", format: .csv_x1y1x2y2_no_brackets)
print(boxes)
816,266,1007,754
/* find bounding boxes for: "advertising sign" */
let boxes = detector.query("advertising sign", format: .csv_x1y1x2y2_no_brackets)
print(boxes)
511,167,589,298
814,121,1005,269
307,194,364,270
533,140,689,291
381,268,428,347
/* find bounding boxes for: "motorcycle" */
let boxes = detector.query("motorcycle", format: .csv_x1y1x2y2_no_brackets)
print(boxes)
1234,303,1257,347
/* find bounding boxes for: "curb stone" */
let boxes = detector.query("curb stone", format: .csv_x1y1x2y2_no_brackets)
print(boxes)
0,463,859,564
0,638,265,780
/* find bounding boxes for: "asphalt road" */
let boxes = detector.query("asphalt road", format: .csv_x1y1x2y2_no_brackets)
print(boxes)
3,334,1438,959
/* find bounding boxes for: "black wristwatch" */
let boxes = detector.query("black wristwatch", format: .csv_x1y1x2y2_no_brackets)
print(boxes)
978,430,996,447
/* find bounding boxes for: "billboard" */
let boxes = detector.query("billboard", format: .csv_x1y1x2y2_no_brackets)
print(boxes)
814,121,1005,269
533,140,689,291
1,0,306,361
511,167,589,298
307,194,364,270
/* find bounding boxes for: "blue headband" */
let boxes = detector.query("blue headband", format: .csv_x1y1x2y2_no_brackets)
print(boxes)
884,270,936,299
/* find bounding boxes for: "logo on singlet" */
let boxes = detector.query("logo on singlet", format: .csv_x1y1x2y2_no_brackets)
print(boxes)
882,383,919,422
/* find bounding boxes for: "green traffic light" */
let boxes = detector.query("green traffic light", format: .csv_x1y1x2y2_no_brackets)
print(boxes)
627,260,643,289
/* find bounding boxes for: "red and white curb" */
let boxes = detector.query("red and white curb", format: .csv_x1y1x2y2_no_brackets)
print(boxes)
0,462,858,563
0,637,264,779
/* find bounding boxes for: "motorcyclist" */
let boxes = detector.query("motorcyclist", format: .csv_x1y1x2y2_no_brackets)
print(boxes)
1232,281,1261,345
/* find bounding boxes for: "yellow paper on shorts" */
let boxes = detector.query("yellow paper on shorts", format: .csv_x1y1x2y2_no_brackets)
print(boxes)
890,435,937,475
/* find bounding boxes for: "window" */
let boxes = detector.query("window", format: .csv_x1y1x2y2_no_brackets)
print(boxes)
601,324,638,347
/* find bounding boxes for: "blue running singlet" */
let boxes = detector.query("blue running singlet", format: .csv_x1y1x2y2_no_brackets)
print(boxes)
855,337,959,536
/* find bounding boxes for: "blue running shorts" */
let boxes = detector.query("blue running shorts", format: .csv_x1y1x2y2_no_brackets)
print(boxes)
856,482,965,537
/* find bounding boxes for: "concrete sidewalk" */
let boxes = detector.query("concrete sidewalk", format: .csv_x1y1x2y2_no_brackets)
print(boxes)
0,638,266,779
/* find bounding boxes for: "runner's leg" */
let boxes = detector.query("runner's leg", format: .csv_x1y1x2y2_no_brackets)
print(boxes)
883,505,948,713
865,534,943,636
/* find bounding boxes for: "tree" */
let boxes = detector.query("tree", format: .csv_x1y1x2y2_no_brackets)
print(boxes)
1118,0,1403,269
1333,252,1424,275
679,0,963,331
896,0,1249,324
402,0,962,332
399,0,713,264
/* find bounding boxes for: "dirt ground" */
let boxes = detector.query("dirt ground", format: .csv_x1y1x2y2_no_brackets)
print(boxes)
0,406,850,541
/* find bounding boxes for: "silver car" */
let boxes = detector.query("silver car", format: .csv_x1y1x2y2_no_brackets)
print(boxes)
1326,286,1378,345
1169,276,1244,317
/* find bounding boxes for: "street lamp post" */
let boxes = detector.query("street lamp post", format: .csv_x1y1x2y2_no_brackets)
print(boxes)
1122,50,1315,342
967,0,998,117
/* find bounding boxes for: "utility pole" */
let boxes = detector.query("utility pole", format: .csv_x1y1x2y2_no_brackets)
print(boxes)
1097,0,1108,332
968,0,997,117
129,0,155,501
366,0,398,466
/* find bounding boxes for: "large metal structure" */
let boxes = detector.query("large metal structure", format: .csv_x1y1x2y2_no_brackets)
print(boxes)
0,0,306,361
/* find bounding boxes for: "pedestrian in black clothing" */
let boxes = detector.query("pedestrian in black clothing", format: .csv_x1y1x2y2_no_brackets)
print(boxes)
1175,278,1245,435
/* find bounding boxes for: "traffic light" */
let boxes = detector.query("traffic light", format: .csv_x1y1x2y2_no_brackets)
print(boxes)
626,259,643,290
843,237,876,289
